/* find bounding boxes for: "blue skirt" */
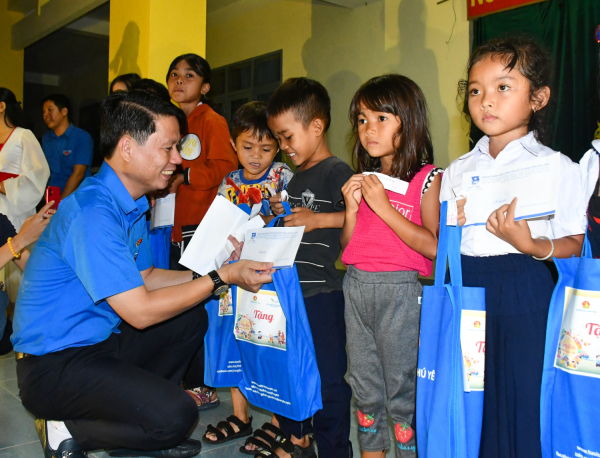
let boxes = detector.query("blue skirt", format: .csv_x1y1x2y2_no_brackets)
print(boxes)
461,254,554,458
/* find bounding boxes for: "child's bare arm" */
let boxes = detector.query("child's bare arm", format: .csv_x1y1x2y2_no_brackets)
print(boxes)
283,208,345,233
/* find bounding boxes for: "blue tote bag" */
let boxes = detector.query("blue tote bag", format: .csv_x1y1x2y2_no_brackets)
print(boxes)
203,202,254,388
204,287,242,388
235,202,323,421
541,234,600,457
416,201,486,458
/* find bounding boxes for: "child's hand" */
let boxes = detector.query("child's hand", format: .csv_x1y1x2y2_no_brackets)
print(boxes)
486,197,533,252
457,197,467,227
283,207,319,233
269,193,285,215
361,174,391,215
342,175,363,214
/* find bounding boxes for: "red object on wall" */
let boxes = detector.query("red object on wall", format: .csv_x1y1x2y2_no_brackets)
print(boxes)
468,0,547,20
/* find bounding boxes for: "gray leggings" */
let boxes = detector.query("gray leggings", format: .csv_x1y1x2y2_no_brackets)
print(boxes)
343,266,421,457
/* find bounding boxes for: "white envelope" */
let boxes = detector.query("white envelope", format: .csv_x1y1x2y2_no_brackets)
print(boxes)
240,226,305,269
150,194,176,230
462,153,560,227
179,196,251,274
362,172,409,195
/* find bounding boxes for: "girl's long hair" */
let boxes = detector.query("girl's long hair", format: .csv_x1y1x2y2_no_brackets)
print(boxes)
0,88,27,129
349,74,433,181
166,54,212,105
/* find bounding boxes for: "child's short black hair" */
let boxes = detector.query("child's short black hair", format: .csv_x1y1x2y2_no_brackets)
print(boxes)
460,35,552,145
266,77,331,131
231,101,275,142
42,94,71,120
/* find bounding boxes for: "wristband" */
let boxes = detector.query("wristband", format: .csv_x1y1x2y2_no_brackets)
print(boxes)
531,236,554,261
7,237,20,259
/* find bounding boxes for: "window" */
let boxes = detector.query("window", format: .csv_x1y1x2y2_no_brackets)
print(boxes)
210,51,282,127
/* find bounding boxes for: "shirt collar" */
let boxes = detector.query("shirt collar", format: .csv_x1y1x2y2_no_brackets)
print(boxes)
461,131,540,160
96,162,149,216
592,139,600,155
51,123,74,139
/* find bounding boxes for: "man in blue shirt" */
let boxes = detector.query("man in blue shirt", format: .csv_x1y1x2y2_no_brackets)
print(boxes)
12,91,274,458
42,94,94,198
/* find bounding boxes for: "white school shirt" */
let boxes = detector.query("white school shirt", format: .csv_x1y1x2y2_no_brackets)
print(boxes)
579,139,600,206
440,132,586,257
0,128,50,231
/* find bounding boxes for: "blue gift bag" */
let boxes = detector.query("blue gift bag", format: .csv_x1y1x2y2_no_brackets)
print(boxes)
416,201,485,458
147,222,171,269
541,234,600,457
204,288,243,388
234,201,322,421
234,266,322,421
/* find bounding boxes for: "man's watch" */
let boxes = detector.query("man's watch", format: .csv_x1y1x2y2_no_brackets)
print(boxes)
208,270,228,295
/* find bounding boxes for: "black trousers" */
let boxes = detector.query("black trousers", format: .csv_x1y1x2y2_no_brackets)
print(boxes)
170,224,210,390
16,306,205,452
275,291,353,458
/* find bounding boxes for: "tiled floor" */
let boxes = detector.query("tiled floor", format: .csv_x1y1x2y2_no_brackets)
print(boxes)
0,352,396,457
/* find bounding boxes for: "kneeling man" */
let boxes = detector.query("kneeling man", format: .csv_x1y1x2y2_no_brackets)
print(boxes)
11,91,273,458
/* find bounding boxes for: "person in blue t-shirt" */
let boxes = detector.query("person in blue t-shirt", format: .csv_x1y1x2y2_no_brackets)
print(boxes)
41,94,94,199
13,91,274,458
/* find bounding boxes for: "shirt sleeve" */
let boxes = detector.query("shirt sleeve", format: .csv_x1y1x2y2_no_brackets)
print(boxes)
439,165,454,202
217,173,232,198
185,114,238,191
551,154,587,238
3,130,50,219
61,206,145,303
72,131,94,167
329,161,355,211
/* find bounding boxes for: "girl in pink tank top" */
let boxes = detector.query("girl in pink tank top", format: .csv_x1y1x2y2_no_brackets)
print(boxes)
340,75,441,458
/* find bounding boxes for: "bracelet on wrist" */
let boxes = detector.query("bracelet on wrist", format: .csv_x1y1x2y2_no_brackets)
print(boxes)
7,237,21,259
531,236,554,261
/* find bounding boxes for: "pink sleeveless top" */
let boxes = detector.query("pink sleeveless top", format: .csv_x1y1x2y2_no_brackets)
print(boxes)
341,164,438,276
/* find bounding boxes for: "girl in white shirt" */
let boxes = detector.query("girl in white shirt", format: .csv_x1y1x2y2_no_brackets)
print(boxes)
440,37,585,458
0,88,50,231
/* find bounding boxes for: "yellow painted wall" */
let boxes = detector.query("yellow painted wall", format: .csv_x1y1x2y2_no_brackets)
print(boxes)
207,0,311,79
0,0,24,100
109,0,207,89
385,0,471,167
207,0,470,167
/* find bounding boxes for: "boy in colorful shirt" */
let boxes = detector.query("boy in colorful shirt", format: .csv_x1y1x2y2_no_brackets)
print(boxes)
202,101,292,445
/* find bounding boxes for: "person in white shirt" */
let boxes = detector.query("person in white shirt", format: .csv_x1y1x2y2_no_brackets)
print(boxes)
440,37,585,458
0,88,50,231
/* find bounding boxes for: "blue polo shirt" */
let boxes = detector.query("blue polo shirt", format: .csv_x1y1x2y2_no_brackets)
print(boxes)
42,124,94,191
11,162,153,356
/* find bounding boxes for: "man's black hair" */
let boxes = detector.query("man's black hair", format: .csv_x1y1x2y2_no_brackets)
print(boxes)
100,91,187,159
131,78,171,103
266,77,331,131
42,94,71,120
231,101,275,142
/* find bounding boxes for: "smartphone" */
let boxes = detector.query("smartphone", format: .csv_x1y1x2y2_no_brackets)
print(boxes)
45,186,61,210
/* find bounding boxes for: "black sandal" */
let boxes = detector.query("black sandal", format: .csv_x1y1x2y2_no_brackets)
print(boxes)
202,415,253,445
239,423,287,455
254,436,316,458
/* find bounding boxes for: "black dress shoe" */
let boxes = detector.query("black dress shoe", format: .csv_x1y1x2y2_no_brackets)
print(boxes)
35,418,87,458
107,438,202,457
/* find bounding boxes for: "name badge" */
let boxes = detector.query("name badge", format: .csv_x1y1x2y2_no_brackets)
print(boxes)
179,134,201,160
63,150,72,156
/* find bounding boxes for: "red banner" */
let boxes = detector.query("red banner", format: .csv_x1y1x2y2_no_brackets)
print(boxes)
468,0,547,20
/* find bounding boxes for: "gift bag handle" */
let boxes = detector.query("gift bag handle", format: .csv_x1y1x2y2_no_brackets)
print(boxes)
435,201,463,288
582,228,592,259
266,201,293,228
